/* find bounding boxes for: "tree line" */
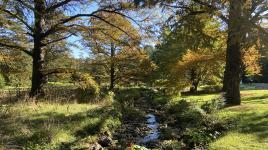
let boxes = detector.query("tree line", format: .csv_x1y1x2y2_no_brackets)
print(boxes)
0,0,268,105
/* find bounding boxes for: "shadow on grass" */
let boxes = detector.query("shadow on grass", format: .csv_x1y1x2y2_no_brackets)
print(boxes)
0,105,116,149
181,90,220,96
228,109,268,140
242,95,268,104
240,112,268,139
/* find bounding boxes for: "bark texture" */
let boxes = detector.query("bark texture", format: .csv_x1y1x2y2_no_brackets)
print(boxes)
30,0,47,97
222,0,244,105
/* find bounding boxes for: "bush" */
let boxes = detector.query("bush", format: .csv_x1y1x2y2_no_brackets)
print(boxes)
0,74,5,88
166,99,192,114
178,107,205,127
103,91,115,105
163,99,234,149
72,73,100,103
100,117,121,133
182,127,212,148
201,97,225,113
114,88,141,103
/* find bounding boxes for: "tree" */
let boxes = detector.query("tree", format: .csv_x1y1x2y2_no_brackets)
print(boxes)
153,14,225,92
171,49,225,93
136,0,268,105
0,0,135,97
82,13,154,90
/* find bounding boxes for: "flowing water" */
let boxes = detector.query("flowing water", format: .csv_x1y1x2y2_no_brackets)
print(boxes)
139,114,160,144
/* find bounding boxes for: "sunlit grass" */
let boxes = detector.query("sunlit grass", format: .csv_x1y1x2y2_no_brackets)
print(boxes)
210,102,268,150
0,101,120,149
212,89,268,149
180,85,268,149
181,93,219,103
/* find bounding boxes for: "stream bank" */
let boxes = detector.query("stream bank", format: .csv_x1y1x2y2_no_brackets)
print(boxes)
113,89,165,149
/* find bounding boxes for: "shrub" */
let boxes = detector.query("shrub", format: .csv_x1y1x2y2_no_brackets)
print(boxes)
178,107,205,127
163,98,234,149
201,84,222,92
201,97,225,113
72,73,100,103
114,88,141,104
166,99,192,114
100,117,121,133
0,74,5,89
182,127,212,148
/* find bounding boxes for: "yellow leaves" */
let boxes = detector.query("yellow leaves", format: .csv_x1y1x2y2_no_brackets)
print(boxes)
173,48,224,71
72,72,100,95
242,45,262,75
167,48,225,90
0,50,27,62
88,12,140,47
0,54,11,61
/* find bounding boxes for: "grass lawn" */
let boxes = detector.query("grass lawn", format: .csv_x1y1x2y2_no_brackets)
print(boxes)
0,101,120,150
210,90,268,150
182,87,268,150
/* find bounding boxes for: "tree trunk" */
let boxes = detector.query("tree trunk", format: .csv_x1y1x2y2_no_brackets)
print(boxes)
190,80,199,93
109,42,115,91
29,0,47,97
222,0,244,105
30,43,46,97
189,69,199,93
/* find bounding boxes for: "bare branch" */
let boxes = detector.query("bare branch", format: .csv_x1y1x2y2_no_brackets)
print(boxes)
46,0,73,12
162,3,191,10
15,0,35,11
42,8,135,42
42,34,73,46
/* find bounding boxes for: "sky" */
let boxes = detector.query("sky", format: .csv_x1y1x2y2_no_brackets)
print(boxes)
67,2,98,58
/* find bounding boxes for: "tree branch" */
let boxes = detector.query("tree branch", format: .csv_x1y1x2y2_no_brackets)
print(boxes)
46,0,74,12
0,42,33,56
43,68,76,76
0,8,33,32
42,34,73,46
15,0,35,11
192,0,228,23
42,8,134,42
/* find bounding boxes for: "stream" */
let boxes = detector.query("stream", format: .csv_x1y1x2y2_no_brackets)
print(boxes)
139,114,160,144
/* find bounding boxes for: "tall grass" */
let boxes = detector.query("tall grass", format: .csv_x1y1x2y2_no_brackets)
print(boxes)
0,86,121,150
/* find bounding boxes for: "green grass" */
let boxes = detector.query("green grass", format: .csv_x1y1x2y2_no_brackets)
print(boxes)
181,93,219,104
0,101,121,150
209,90,268,150
181,85,268,150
